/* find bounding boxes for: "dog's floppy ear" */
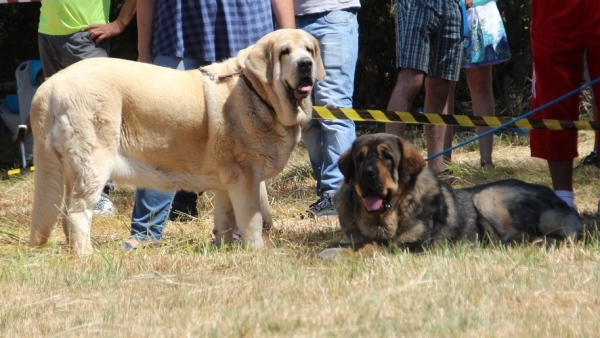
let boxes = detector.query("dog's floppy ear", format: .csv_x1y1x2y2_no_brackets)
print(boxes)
397,137,426,184
338,147,355,184
245,37,274,83
312,38,326,81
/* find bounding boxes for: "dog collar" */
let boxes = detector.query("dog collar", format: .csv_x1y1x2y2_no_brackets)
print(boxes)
198,68,241,81
198,68,274,112
240,73,275,112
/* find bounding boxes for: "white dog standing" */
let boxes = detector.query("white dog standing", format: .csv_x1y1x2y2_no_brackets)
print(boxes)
29,29,325,255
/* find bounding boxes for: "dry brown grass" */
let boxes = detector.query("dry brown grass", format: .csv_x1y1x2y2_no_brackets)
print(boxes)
2,129,600,337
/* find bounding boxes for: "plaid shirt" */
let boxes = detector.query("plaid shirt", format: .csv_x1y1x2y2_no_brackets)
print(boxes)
153,0,275,61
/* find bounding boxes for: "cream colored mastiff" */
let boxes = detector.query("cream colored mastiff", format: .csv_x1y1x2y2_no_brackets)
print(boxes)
29,29,325,255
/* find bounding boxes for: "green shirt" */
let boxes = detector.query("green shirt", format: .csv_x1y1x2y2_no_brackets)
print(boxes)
38,0,110,35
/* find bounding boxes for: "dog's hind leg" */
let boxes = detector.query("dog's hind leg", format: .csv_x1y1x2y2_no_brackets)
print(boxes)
30,152,65,248
473,195,529,244
62,175,106,255
213,189,236,246
61,181,73,245
62,152,113,254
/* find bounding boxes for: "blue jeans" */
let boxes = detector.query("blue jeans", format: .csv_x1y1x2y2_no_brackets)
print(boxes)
130,56,205,241
296,9,359,196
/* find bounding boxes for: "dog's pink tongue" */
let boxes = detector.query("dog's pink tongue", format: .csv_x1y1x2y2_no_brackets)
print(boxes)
297,79,313,93
364,195,383,211
298,84,313,93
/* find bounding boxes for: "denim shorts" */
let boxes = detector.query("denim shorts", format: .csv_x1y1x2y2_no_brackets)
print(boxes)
395,0,463,81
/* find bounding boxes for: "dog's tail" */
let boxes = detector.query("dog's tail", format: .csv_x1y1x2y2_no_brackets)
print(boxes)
29,90,65,248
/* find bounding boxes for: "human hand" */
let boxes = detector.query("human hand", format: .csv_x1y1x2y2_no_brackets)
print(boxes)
82,21,124,44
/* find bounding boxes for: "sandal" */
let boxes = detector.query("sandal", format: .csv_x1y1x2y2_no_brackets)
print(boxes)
120,238,142,251
232,229,243,245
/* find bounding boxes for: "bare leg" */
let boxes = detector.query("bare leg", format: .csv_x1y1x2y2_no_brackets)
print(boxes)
424,77,454,174
385,68,425,136
466,66,495,167
30,156,64,248
443,82,456,162
548,161,574,192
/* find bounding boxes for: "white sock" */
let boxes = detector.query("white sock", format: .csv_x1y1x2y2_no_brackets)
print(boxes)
555,190,576,209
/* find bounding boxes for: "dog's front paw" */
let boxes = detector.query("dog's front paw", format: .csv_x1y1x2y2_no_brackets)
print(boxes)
317,247,345,260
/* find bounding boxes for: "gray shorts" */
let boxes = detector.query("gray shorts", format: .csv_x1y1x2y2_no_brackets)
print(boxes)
395,0,463,81
38,31,110,78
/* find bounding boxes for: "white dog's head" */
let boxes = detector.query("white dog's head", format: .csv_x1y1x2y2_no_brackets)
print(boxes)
244,29,326,126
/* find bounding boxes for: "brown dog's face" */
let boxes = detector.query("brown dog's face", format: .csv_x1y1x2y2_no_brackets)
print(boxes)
339,134,426,215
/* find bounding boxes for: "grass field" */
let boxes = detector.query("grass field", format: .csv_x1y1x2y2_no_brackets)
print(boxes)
2,129,600,337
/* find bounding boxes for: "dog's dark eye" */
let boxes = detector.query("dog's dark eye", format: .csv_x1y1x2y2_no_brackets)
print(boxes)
382,153,394,165
281,48,290,57
306,47,313,54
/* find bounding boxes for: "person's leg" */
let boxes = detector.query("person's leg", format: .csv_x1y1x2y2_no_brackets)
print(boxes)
301,120,323,196
386,0,431,137
466,65,495,167
38,33,66,78
299,9,358,192
424,0,463,174
317,120,356,193
386,69,424,136
443,82,456,162
297,9,358,217
529,8,584,208
170,190,199,221
129,188,175,245
423,77,454,174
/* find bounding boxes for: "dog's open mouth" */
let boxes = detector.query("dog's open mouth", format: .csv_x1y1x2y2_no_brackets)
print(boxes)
297,78,313,94
362,193,391,214
289,77,314,99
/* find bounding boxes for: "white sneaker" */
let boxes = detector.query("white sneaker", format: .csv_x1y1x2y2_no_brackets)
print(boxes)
94,195,116,217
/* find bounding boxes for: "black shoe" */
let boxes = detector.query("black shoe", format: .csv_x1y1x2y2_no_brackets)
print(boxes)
581,151,600,167
304,192,337,219
169,203,198,222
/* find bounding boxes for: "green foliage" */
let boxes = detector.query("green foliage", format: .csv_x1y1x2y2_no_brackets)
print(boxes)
354,0,397,110
0,3,41,89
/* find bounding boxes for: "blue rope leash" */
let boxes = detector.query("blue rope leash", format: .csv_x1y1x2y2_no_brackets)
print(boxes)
426,76,600,161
